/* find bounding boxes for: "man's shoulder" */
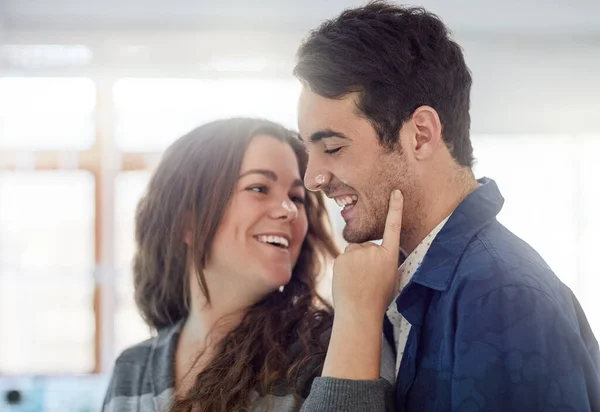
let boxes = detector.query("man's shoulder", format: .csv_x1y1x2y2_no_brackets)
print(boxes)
452,220,565,303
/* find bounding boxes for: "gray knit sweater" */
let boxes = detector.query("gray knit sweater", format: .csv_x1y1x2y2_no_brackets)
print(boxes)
102,320,395,412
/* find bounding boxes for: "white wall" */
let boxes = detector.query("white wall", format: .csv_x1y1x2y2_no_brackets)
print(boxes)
461,34,600,135
2,29,598,134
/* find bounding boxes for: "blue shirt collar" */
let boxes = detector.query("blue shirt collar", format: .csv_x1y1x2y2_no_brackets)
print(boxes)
408,177,504,292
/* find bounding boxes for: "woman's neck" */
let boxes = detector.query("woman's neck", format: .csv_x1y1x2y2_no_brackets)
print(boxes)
183,267,263,341
174,269,257,392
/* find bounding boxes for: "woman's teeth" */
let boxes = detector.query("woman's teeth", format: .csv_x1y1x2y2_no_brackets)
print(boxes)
256,235,289,249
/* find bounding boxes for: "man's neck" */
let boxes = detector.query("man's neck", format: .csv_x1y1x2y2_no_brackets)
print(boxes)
402,173,478,255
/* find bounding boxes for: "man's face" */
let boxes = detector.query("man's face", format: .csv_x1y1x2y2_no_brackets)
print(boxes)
298,87,416,244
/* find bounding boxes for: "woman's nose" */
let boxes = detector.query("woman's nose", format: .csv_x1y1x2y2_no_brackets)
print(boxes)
271,199,298,222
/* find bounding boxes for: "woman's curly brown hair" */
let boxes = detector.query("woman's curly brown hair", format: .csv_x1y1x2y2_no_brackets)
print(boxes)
132,118,339,411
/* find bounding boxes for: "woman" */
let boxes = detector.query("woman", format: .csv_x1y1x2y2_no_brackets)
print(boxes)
103,118,339,412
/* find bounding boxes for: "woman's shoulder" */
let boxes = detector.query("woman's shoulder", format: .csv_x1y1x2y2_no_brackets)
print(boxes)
113,337,156,366
103,338,159,411
113,320,182,367
103,322,182,411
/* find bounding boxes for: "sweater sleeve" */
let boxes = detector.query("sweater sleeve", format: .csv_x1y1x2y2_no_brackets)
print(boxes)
300,334,396,412
300,377,395,412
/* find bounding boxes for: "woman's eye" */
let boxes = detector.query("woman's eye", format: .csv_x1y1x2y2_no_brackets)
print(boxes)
291,195,306,205
247,185,268,194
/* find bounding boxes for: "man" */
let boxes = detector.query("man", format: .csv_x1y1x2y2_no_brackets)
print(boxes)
296,2,600,411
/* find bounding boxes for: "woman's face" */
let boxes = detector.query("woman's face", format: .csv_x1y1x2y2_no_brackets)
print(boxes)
205,135,309,295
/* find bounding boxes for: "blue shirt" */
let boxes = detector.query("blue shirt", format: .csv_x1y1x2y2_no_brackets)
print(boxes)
388,177,600,411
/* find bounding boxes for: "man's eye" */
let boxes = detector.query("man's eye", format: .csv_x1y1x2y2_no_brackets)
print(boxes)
324,147,342,154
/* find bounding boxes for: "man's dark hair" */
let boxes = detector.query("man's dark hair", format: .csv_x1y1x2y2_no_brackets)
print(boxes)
294,1,474,167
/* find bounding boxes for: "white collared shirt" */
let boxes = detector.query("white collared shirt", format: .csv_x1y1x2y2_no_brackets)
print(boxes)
385,215,451,377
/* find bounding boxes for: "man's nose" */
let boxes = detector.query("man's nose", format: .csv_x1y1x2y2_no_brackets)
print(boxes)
304,157,331,192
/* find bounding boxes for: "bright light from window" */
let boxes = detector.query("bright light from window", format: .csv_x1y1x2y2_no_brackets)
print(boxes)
0,77,96,150
113,172,153,357
0,171,95,373
113,78,302,152
472,135,579,291
579,135,600,337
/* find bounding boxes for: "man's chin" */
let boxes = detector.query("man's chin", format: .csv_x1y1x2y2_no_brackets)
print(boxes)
342,223,382,244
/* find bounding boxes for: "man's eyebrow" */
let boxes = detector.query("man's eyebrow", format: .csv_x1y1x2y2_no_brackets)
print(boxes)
306,129,350,143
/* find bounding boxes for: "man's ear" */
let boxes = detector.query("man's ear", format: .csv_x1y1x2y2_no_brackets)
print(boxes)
410,105,443,160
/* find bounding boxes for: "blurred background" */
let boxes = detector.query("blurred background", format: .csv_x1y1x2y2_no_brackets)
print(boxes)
0,0,599,410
